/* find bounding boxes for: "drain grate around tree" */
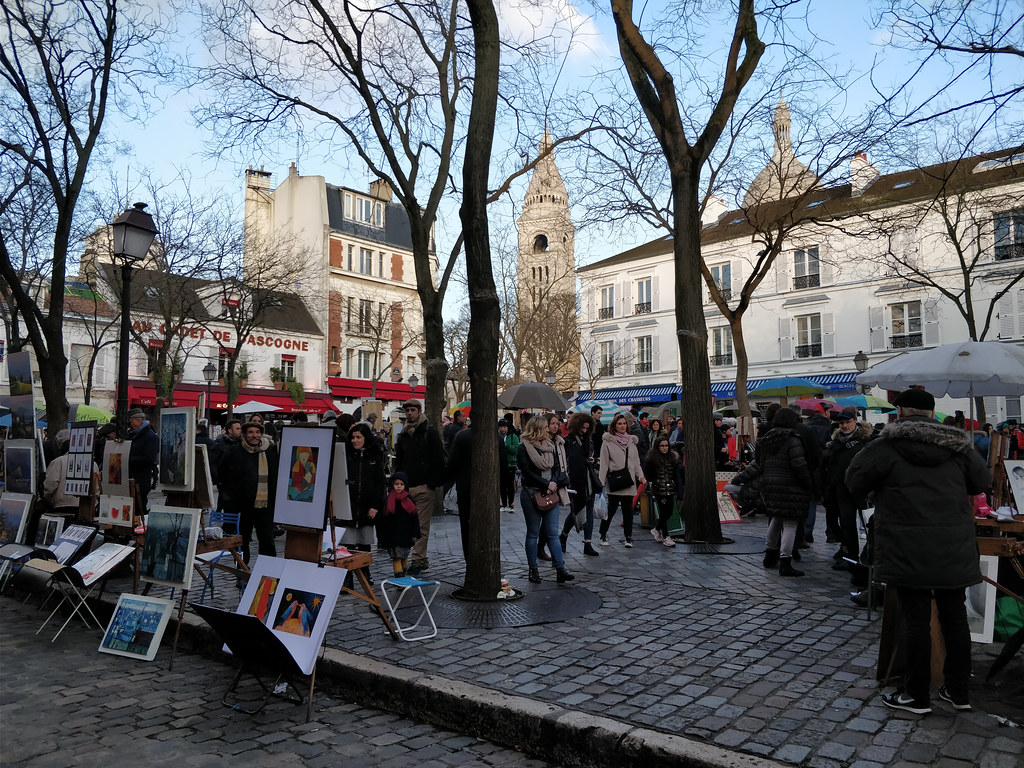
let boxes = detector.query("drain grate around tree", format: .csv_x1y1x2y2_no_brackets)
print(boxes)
425,585,602,629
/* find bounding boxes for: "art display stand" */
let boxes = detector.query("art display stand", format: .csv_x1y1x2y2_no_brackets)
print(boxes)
323,515,399,640
190,603,315,721
282,526,322,563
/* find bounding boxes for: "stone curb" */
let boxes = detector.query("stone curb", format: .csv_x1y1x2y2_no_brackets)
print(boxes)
151,600,782,768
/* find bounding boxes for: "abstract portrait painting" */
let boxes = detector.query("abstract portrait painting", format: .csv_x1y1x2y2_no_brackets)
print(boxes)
273,426,334,529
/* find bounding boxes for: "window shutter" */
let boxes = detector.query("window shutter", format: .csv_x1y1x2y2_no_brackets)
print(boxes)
982,397,999,424
776,253,788,293
819,258,833,286
869,306,886,352
620,280,630,315
652,337,660,374
652,275,660,311
923,299,940,347
95,347,108,387
730,261,742,299
779,317,794,361
587,287,595,323
622,338,633,373
294,355,305,387
821,313,835,357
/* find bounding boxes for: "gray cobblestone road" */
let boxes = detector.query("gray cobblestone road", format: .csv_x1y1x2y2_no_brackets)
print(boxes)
0,599,557,768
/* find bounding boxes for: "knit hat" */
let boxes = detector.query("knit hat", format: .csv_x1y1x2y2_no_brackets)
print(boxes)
892,388,936,411
390,471,410,487
126,408,145,421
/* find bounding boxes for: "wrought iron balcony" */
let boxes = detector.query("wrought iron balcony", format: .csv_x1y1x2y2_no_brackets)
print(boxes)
995,243,1024,261
709,354,734,366
890,333,923,349
634,361,652,374
597,307,614,319
795,343,822,358
634,302,651,314
599,365,615,376
792,274,821,289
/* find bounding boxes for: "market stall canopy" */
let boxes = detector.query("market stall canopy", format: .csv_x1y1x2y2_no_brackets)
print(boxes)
855,341,1024,398
748,376,825,397
835,394,896,412
497,382,570,411
233,400,283,414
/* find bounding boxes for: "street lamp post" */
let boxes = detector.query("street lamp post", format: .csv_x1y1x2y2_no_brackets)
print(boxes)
853,350,870,419
408,373,419,398
202,361,217,425
544,369,556,387
112,203,158,438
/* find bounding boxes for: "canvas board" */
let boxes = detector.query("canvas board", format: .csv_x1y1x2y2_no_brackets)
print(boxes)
273,426,334,530
102,441,131,497
0,493,33,546
47,524,96,564
8,394,35,440
73,542,135,587
193,445,214,509
159,408,195,492
1005,460,1024,513
967,555,999,644
99,593,175,661
4,439,36,495
234,556,346,675
98,495,135,528
35,514,66,547
329,442,352,522
6,350,33,396
140,506,202,590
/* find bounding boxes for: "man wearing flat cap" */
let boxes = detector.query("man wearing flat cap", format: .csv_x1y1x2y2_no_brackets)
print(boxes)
846,388,990,716
394,399,445,576
219,421,280,564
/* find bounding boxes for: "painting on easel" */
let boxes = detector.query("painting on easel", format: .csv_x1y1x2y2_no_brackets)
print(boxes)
140,506,201,590
273,426,334,530
159,408,195,492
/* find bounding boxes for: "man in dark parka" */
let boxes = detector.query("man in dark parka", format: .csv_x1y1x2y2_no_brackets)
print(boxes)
846,388,989,715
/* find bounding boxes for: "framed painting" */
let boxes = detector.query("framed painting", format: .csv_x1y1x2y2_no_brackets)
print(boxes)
194,445,214,509
47,524,97,564
1005,460,1024,513
35,514,66,547
103,441,131,497
8,394,36,440
140,505,201,590
329,442,352,522
967,555,999,644
98,495,135,528
6,350,34,396
0,493,34,546
159,408,195,492
273,426,334,530
98,594,175,661
4,439,36,495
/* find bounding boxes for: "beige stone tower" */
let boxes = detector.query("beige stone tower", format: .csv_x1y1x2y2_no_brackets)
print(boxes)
515,130,579,391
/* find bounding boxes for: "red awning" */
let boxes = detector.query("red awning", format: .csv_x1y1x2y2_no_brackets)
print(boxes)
127,382,333,413
234,392,336,414
127,383,201,407
327,376,426,401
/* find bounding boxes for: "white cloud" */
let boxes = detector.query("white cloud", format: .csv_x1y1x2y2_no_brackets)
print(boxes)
496,0,611,63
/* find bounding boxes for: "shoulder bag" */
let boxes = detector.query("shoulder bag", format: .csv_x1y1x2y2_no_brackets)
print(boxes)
605,443,634,492
533,489,559,511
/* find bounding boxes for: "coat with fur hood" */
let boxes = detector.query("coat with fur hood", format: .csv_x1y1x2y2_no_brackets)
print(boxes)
845,416,990,589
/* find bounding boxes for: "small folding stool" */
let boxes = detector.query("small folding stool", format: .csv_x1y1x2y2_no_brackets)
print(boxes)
379,575,440,641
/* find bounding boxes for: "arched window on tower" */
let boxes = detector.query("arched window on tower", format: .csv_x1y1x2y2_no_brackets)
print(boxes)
533,234,549,253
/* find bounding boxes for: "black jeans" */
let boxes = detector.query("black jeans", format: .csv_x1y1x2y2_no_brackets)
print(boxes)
897,585,972,703
500,466,517,508
599,494,634,540
651,493,674,536
240,506,276,565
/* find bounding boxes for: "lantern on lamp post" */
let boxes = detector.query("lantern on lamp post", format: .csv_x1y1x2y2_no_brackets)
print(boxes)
202,361,217,424
408,373,419,397
112,203,158,437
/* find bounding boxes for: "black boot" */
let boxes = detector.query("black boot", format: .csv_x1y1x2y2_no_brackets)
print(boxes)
779,557,804,577
583,541,600,556
537,543,552,561
556,567,575,583
528,568,542,583
559,533,568,552
791,546,802,562
763,548,780,567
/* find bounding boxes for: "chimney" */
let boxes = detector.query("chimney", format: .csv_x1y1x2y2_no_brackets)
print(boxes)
289,161,298,178
245,164,272,190
851,151,879,196
369,178,393,202
701,195,728,227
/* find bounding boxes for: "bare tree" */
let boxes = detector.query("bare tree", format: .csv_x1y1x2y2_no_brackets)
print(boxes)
0,0,161,428
443,308,471,404
63,280,119,404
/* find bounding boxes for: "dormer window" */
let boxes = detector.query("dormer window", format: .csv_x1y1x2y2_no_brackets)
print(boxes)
344,193,385,228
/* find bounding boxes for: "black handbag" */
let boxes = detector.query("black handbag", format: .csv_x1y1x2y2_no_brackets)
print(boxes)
605,443,633,491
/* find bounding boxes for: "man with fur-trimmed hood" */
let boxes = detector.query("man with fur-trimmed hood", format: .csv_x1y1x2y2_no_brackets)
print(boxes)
846,389,989,716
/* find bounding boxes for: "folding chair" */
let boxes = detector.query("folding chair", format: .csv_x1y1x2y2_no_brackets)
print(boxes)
379,575,440,642
0,544,55,594
31,560,105,642
195,511,244,604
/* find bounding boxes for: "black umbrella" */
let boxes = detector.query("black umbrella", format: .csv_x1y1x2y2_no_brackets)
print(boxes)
497,382,570,411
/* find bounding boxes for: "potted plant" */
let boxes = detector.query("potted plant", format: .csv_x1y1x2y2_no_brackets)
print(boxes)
236,360,250,387
269,366,285,390
286,379,305,406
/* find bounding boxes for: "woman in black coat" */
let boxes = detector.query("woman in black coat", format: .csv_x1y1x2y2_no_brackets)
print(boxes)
732,407,812,576
340,423,386,583
643,436,684,546
821,414,874,579
559,413,601,557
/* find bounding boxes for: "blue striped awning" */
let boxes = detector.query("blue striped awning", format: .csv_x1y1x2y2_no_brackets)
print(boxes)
577,383,681,405
710,372,858,399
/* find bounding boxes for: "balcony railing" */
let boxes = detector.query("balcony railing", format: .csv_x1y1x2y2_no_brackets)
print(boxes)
793,274,821,289
995,243,1024,261
634,361,652,374
890,333,923,349
795,343,822,358
634,302,651,315
597,307,614,319
599,365,615,376
709,354,734,366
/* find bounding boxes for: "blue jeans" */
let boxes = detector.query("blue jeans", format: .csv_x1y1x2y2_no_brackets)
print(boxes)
805,499,817,537
521,489,565,569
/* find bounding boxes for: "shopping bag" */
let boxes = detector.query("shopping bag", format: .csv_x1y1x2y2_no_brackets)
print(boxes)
593,493,608,521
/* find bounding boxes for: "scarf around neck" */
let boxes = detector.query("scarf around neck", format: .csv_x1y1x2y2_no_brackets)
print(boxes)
384,489,416,516
523,437,555,471
242,436,270,508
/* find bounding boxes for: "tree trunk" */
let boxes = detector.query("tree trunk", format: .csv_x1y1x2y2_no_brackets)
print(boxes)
460,0,501,600
731,314,753,423
673,170,724,544
38,345,70,433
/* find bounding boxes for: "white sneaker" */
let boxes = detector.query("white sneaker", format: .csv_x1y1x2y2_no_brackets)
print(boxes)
600,536,609,546
624,539,633,549
663,536,676,547
651,529,663,543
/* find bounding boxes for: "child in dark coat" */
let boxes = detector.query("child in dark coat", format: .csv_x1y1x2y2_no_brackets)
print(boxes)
373,471,421,577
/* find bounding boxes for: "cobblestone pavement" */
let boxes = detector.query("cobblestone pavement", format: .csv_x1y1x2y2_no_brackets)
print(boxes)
0,598,556,768
11,503,1024,767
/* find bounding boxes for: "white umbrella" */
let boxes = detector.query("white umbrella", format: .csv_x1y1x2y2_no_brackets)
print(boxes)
233,400,283,414
855,341,1024,397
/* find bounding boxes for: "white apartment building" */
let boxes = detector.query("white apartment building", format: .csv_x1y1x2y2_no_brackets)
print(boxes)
577,146,1024,422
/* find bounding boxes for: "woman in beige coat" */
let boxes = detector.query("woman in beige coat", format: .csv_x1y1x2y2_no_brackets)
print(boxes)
598,413,646,548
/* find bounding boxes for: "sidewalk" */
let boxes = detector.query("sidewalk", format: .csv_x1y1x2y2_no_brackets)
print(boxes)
25,506,1024,767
